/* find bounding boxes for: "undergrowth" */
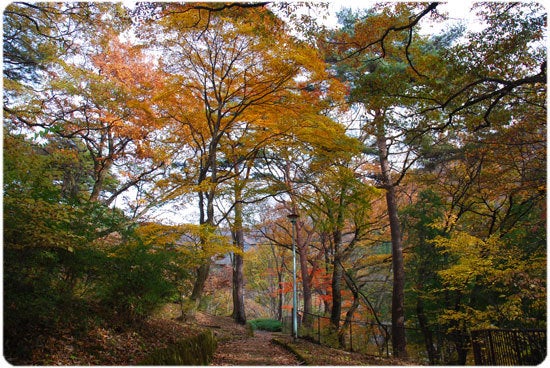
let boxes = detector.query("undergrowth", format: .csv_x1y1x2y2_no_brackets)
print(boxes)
248,318,282,332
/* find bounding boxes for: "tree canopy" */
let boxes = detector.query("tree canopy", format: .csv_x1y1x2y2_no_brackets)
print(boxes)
3,2,546,365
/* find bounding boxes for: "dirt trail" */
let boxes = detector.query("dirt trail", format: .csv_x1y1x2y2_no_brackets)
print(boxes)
212,330,302,366
194,312,301,366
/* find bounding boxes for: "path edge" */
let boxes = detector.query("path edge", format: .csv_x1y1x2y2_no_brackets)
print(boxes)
271,337,309,365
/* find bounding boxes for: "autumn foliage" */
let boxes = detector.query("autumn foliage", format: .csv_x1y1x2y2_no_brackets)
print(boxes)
3,2,546,365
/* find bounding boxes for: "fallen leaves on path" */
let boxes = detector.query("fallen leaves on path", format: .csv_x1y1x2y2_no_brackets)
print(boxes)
212,331,302,366
194,312,302,365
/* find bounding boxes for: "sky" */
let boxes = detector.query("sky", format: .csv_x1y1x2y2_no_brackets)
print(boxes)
120,1,479,35
325,1,476,31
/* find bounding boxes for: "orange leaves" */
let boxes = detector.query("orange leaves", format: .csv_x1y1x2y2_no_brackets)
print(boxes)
311,267,332,294
90,38,163,125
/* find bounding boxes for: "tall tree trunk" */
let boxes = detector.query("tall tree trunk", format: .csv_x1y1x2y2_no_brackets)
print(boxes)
231,252,246,324
190,189,214,303
375,112,408,358
330,229,343,329
386,186,407,358
277,269,283,321
323,241,332,315
296,222,313,327
231,188,246,324
453,332,469,365
298,245,312,326
269,242,283,321
190,140,218,303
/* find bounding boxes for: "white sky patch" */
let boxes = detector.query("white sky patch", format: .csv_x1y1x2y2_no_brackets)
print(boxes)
323,0,481,33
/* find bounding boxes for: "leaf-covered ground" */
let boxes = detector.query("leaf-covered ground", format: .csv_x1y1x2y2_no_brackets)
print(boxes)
18,303,412,365
196,311,412,366
272,335,416,366
20,317,202,365
212,329,302,365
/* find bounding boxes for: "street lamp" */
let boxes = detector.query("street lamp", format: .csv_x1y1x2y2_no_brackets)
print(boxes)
287,212,299,340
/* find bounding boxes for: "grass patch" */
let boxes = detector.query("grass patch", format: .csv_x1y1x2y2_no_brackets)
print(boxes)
248,318,282,332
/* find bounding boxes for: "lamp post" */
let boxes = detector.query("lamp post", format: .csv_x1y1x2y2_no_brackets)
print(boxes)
287,212,299,340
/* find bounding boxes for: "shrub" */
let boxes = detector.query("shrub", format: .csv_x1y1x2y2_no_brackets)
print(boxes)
248,319,283,332
95,243,176,322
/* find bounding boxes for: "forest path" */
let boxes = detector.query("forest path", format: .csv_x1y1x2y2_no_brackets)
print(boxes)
194,312,301,365
212,329,302,365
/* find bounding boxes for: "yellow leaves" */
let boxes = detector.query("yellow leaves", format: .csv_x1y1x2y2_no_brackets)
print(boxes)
135,222,236,262
178,223,236,258
438,307,494,332
136,222,186,249
434,222,546,329
496,296,524,321
434,231,501,287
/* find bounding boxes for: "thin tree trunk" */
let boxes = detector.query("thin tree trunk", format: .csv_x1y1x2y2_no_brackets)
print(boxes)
277,269,283,321
269,242,283,321
190,189,214,303
386,186,407,358
190,137,218,303
330,229,343,329
375,112,408,358
296,222,313,327
232,252,246,324
231,188,246,324
323,240,332,316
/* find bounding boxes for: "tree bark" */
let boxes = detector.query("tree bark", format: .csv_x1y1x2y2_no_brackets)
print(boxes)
269,242,284,321
189,189,215,303
375,112,408,358
277,268,283,321
231,188,247,324
385,186,408,358
190,131,218,303
330,229,343,329
190,263,210,302
231,252,246,324
89,159,111,202
296,221,313,327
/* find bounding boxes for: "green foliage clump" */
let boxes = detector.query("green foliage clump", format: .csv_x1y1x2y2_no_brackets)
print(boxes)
139,330,217,365
2,132,182,362
94,242,177,322
248,318,283,332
